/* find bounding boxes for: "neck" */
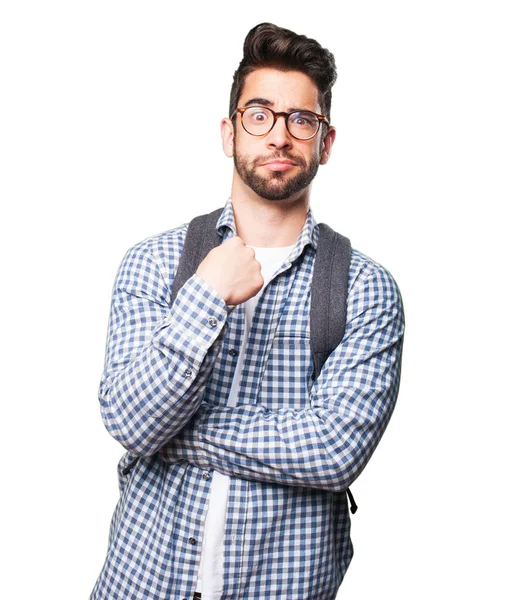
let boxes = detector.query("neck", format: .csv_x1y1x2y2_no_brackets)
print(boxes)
230,178,311,248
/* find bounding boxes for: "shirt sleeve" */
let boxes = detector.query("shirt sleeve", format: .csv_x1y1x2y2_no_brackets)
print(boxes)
98,239,236,456
159,263,405,492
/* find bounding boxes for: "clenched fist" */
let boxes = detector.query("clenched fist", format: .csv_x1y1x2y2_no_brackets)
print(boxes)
195,236,264,306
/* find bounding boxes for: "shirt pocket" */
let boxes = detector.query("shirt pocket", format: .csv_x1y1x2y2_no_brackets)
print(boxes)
258,335,313,411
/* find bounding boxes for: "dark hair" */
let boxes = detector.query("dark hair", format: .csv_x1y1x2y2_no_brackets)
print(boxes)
229,23,337,123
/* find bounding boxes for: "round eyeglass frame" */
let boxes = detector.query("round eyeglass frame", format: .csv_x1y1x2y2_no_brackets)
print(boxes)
230,106,330,141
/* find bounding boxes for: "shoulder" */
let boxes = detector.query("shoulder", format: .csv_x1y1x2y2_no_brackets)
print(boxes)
124,221,189,261
316,222,401,302
347,246,397,288
114,222,191,300
346,246,404,323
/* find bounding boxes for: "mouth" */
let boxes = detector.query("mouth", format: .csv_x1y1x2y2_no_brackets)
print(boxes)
261,160,297,172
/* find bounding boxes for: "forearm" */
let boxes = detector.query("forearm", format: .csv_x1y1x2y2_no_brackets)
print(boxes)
100,266,235,456
159,363,401,492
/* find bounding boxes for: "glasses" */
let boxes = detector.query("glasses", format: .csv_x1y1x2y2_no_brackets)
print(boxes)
230,106,329,140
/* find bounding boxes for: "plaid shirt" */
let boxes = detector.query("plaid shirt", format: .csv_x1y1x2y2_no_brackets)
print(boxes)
90,198,405,600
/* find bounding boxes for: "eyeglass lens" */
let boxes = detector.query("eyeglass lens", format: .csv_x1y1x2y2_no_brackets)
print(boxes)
242,107,319,139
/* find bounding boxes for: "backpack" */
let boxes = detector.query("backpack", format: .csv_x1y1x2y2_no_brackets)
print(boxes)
125,206,358,515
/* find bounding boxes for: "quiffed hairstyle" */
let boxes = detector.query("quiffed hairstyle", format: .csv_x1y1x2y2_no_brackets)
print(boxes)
229,23,338,123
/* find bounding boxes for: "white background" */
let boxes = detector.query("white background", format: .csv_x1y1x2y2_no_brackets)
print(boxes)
1,1,528,598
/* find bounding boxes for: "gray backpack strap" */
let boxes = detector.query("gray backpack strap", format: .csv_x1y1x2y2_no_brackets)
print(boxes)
310,222,352,381
170,207,225,305
310,223,357,515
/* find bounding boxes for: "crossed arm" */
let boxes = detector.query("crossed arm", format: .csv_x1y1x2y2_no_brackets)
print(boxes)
157,261,405,493
99,237,404,493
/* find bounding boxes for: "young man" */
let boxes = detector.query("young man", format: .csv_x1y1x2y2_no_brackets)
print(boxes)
90,23,405,600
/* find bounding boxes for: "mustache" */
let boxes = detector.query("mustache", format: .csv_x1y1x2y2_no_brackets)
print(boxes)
255,153,304,167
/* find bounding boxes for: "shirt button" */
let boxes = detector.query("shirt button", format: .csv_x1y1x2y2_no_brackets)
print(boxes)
202,472,211,480
228,348,238,356
184,368,193,378
188,537,196,545
208,317,218,327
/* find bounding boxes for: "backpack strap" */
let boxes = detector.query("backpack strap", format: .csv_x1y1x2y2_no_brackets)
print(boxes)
310,222,352,381
310,223,356,516
170,207,225,305
346,488,358,514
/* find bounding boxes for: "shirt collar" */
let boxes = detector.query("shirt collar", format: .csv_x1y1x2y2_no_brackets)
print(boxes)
216,196,319,264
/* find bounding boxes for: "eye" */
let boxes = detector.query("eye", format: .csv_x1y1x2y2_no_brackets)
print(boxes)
290,112,318,128
247,108,271,123
295,116,310,126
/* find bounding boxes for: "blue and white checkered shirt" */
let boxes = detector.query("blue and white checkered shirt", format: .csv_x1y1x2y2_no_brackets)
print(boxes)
90,198,405,600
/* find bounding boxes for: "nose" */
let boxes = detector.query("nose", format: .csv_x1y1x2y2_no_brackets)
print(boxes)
266,114,293,149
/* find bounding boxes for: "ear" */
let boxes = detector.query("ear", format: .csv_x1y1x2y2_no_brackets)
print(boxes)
221,117,235,158
319,126,336,165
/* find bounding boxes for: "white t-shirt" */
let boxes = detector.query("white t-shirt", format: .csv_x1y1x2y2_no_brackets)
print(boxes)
195,243,296,599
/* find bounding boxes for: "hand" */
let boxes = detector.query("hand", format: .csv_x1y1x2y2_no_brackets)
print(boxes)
196,236,264,306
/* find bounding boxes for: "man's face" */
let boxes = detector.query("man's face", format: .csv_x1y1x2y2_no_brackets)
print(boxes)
226,68,334,202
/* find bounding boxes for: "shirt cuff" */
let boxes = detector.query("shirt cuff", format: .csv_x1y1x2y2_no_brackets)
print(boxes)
153,273,235,353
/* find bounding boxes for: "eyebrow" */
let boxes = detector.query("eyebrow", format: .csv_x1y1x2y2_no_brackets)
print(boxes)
242,97,312,113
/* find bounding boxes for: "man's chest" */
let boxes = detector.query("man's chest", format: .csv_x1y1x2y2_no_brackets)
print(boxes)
204,253,315,410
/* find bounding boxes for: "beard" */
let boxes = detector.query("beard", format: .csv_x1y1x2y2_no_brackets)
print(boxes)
233,135,322,201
